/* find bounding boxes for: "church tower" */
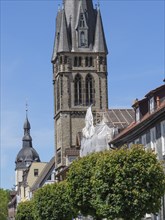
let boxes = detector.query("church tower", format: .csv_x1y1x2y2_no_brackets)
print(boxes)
52,0,108,170
15,114,40,190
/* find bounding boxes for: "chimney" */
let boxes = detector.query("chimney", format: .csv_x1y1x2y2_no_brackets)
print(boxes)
156,96,160,108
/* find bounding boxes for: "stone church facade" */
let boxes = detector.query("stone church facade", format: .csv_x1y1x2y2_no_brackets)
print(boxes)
51,0,109,171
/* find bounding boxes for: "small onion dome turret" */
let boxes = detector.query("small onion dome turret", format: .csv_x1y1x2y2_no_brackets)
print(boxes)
15,116,40,170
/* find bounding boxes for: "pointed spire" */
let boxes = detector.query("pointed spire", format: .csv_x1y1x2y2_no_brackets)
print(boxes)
24,102,31,132
23,104,32,145
15,106,41,169
63,0,95,51
58,7,70,53
94,7,108,54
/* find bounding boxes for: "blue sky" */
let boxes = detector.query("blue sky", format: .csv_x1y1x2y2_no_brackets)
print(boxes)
1,0,164,190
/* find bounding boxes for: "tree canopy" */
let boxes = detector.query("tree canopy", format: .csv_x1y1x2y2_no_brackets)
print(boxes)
67,146,165,220
15,200,34,220
0,188,10,220
67,152,100,218
33,181,73,220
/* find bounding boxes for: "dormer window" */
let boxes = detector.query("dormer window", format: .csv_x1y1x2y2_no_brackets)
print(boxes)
135,107,140,122
149,97,154,113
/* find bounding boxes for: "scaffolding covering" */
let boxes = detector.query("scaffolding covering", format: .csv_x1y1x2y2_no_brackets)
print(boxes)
80,107,115,157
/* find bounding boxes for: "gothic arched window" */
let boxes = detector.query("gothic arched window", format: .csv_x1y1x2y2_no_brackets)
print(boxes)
74,74,82,106
86,74,94,106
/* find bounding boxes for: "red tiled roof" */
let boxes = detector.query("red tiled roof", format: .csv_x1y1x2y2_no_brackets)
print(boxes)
110,100,165,143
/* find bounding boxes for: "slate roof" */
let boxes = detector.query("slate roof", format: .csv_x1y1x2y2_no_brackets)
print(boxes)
109,84,165,147
15,116,40,170
94,8,108,53
58,9,70,53
110,101,165,146
52,0,107,61
104,109,135,130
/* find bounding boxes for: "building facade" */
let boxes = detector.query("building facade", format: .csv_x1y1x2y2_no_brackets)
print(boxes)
110,84,165,220
51,0,108,171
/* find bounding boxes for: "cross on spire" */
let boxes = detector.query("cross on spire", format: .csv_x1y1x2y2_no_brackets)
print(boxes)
26,101,28,118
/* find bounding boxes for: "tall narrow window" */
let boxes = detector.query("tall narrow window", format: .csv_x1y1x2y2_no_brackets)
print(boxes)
149,97,154,113
74,74,82,106
60,56,63,64
161,120,165,156
85,57,88,67
86,74,93,106
57,78,60,110
80,31,85,46
150,127,156,151
74,57,78,67
141,134,147,148
90,57,93,67
78,57,82,67
64,56,68,64
99,56,103,65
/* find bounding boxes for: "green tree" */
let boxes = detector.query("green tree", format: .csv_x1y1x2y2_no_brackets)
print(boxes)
67,153,102,219
91,146,165,220
0,188,10,220
67,146,165,220
33,181,73,220
15,200,34,220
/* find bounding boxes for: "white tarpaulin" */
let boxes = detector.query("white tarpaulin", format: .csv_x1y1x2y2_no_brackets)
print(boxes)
80,107,115,157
